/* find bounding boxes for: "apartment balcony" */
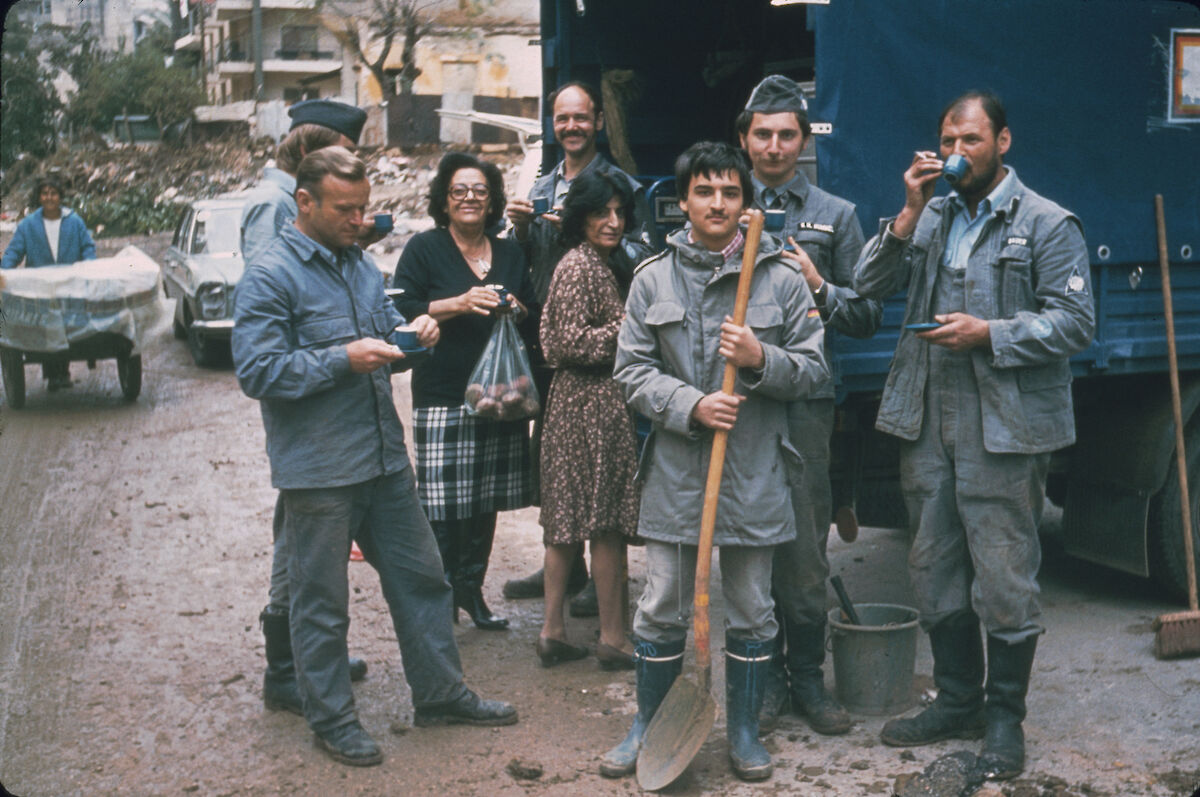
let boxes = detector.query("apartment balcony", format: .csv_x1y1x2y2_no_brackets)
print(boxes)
212,0,316,21
216,38,340,76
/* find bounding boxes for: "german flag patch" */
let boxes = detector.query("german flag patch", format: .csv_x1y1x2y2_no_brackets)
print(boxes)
807,307,821,318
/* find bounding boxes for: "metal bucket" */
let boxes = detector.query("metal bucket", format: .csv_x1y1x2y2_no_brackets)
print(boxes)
828,603,920,716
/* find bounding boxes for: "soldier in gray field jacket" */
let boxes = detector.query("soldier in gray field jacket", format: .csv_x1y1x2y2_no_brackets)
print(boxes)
601,142,828,783
737,74,882,736
852,90,1094,782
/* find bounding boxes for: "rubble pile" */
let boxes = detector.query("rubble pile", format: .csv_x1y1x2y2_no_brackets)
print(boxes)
1,138,524,241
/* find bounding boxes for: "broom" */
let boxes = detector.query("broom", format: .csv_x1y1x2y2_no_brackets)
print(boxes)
1151,193,1200,659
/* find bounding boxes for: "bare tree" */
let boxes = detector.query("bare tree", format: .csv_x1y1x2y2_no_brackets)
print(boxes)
317,0,433,97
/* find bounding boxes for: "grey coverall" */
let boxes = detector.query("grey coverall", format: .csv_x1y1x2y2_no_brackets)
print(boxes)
853,169,1094,642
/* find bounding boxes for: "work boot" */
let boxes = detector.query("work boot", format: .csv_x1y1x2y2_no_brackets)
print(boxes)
413,689,518,727
313,720,382,767
786,619,852,735
972,635,1038,781
881,609,986,746
757,631,789,733
599,637,685,778
568,578,599,617
726,635,774,781
260,606,303,715
502,549,588,599
260,606,368,715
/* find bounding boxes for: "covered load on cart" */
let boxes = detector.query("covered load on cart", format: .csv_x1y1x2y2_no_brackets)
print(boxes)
0,245,162,407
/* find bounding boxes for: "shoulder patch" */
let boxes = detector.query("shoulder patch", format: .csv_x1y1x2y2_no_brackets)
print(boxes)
1006,236,1029,247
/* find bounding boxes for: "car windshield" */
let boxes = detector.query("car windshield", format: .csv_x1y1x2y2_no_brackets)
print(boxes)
190,208,243,256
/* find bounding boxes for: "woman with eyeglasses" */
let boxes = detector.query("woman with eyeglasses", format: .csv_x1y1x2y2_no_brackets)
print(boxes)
391,152,537,631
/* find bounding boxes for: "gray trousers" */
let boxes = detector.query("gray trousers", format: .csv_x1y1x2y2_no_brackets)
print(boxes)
633,540,777,645
282,467,467,733
899,339,1047,644
772,398,835,627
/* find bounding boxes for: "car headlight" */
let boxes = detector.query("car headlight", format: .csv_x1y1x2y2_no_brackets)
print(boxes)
197,283,228,320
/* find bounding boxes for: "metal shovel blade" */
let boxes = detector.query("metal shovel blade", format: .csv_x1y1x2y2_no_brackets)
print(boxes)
636,666,717,791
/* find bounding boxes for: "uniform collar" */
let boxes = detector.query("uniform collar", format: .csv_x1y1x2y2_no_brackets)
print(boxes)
263,166,296,195
753,170,809,208
947,166,1019,221
280,222,352,269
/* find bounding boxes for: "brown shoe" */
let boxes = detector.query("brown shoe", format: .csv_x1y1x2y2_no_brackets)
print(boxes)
595,642,634,671
536,636,589,667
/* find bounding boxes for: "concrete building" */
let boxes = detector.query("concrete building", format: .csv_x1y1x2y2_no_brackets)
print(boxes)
9,0,167,51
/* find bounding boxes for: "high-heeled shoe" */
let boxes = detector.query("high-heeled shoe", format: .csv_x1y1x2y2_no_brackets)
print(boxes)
595,642,636,671
454,587,509,631
536,637,590,668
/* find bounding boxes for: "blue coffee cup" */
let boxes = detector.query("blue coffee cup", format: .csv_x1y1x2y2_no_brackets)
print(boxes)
532,196,551,215
393,325,419,350
374,213,394,233
763,209,786,233
943,154,968,186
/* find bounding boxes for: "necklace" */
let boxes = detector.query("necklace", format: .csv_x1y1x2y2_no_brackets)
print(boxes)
453,231,491,278
472,255,491,277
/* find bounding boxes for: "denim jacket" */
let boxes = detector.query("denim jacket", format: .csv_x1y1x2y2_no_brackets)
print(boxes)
853,171,1094,454
614,229,829,546
232,224,410,489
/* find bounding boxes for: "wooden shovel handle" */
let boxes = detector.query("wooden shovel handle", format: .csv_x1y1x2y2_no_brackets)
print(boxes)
694,209,765,668
1157,194,1199,612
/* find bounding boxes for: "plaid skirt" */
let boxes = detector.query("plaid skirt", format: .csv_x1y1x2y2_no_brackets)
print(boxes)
413,405,533,521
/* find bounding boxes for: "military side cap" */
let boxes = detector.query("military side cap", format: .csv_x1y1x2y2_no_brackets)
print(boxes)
744,75,808,114
288,99,367,144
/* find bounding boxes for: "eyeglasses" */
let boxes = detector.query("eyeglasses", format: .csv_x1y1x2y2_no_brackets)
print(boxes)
449,184,490,201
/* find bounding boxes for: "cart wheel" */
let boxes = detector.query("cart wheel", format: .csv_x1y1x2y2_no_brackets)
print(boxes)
117,354,142,402
1,348,27,410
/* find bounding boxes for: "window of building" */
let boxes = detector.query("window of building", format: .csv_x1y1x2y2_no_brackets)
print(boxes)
279,26,318,59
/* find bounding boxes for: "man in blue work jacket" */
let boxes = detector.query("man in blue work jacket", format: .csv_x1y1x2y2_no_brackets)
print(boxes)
233,147,518,767
853,90,1094,781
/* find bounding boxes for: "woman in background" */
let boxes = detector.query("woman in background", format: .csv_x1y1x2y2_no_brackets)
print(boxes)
536,171,640,668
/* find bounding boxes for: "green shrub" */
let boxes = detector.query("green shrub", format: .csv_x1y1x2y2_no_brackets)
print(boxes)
73,185,185,237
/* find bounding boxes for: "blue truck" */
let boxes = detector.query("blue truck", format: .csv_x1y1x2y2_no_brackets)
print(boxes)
535,0,1200,598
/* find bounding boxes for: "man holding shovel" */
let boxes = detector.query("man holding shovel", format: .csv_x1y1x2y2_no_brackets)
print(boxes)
853,90,1093,781
604,141,828,781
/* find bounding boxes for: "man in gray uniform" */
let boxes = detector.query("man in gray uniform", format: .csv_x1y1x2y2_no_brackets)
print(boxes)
234,147,517,767
738,74,882,735
501,81,655,607
239,99,383,716
853,90,1094,781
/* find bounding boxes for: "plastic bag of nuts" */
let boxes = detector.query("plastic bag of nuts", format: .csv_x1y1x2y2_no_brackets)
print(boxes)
464,311,541,421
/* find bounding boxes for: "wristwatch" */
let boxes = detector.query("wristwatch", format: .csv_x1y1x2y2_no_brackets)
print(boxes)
812,280,828,305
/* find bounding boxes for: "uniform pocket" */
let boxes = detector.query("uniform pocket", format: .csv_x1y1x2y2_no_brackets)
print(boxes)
745,304,784,346
995,244,1034,318
794,228,833,272
295,314,357,349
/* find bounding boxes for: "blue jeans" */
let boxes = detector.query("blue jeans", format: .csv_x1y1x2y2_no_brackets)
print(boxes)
282,467,468,733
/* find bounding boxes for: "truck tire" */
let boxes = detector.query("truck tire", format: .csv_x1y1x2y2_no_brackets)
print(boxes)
117,354,142,402
1148,420,1200,602
187,325,225,368
1,348,26,410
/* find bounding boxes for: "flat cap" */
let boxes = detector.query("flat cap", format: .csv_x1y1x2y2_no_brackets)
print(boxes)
288,99,367,144
744,75,808,114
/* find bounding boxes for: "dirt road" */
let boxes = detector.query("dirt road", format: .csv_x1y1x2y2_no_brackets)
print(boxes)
2,280,1199,796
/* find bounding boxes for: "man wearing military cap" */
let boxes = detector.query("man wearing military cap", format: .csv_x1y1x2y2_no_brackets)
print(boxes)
737,74,883,736
240,98,382,719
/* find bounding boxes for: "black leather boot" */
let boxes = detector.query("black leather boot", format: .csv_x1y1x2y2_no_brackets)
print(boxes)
453,514,508,630
786,619,852,735
260,606,367,715
503,549,589,599
726,635,774,781
260,606,303,715
881,609,986,746
599,637,685,778
972,635,1038,781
